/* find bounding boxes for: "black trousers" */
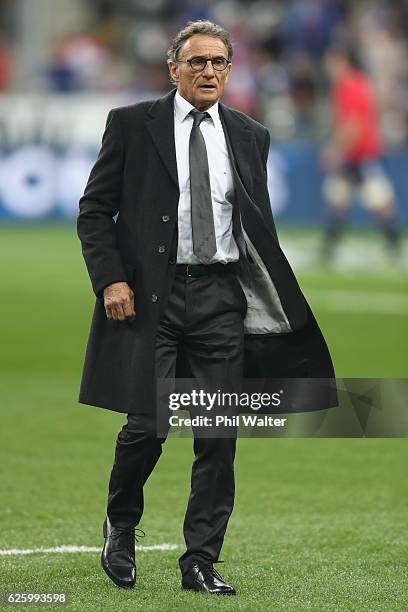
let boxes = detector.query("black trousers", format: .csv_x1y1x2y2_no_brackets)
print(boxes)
106,264,247,575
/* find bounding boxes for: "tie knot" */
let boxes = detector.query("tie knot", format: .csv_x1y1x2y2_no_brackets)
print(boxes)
190,109,209,128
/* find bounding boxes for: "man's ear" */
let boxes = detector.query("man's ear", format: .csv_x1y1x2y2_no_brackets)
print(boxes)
168,60,179,83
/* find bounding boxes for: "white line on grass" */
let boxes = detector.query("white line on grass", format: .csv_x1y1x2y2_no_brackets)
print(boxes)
306,289,408,314
0,544,180,556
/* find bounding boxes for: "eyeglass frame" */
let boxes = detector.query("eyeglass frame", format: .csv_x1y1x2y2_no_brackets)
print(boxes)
176,55,231,72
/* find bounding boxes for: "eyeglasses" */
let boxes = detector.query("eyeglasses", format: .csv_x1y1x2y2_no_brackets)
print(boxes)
178,56,230,72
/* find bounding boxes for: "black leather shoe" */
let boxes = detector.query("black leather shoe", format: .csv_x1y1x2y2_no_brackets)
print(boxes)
101,516,144,589
181,562,236,595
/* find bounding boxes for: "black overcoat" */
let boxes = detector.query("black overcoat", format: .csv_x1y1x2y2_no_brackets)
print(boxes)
77,88,338,415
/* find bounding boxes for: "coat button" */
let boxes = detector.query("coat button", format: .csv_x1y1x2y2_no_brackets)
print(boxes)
161,215,170,222
158,245,166,253
169,258,176,265
151,294,158,303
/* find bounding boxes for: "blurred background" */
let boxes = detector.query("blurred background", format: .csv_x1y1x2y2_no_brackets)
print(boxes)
0,0,407,375
0,0,407,228
1,3,407,609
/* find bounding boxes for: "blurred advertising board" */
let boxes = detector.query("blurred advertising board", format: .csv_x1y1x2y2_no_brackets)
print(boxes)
0,94,407,225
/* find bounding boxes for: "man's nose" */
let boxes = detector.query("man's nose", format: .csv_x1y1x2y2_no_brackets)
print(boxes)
202,60,215,76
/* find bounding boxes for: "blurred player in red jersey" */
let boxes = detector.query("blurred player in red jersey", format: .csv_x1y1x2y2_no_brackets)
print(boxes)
321,45,400,260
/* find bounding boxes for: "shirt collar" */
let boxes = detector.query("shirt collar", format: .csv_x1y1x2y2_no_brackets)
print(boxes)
174,89,219,125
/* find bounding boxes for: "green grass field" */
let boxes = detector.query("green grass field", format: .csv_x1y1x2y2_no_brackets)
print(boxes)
1,225,407,611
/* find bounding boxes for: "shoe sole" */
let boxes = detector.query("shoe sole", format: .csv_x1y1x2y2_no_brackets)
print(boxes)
181,584,236,595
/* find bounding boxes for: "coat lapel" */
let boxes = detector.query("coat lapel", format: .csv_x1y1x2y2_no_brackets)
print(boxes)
219,103,279,246
145,88,256,197
219,103,255,201
146,89,179,188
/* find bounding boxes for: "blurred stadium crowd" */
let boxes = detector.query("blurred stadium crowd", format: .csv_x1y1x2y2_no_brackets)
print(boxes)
0,0,407,145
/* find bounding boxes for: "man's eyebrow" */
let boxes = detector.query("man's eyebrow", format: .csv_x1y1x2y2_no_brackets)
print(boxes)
188,54,228,59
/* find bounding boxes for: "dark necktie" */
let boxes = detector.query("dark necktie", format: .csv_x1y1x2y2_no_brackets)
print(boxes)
189,109,217,263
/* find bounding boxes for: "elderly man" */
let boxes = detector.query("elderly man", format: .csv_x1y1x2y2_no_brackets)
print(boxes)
77,20,336,596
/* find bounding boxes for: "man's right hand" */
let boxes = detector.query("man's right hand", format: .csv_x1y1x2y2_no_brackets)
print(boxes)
103,282,135,321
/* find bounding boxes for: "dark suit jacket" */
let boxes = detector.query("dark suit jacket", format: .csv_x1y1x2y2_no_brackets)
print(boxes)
77,88,337,415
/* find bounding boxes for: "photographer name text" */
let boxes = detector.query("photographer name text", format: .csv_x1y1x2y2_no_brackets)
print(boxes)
169,415,287,427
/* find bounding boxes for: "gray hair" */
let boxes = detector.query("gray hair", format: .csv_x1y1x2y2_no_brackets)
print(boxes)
166,20,233,64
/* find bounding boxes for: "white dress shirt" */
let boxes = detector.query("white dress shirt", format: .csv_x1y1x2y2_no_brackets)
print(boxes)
173,90,239,264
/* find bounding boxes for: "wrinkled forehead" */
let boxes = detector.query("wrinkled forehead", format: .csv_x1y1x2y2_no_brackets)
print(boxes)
178,35,229,59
